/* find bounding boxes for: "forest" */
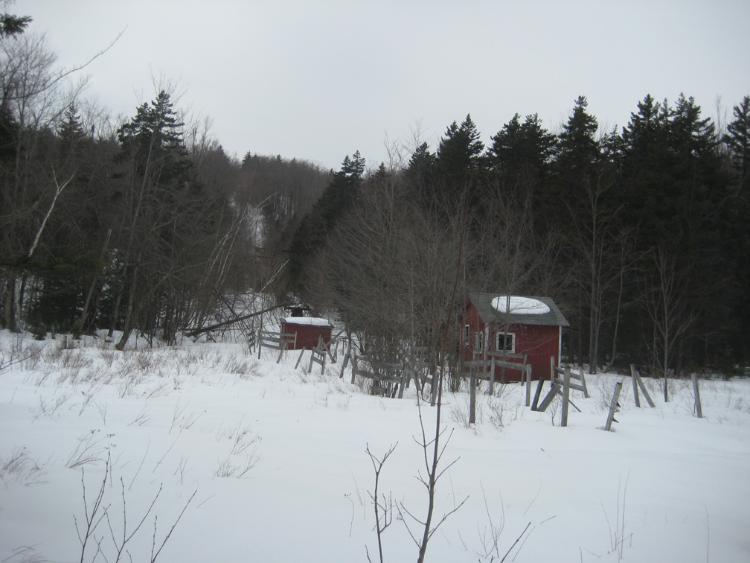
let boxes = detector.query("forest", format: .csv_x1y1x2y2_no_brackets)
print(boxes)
1,13,749,375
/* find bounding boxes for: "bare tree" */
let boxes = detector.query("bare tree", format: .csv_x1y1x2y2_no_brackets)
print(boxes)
365,443,397,563
562,169,629,373
397,383,468,563
643,246,694,401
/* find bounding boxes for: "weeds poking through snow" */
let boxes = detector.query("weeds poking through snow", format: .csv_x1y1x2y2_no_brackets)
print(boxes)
134,350,154,373
98,348,116,369
173,457,189,485
34,392,70,420
76,384,101,417
601,473,632,562
66,430,107,469
215,421,261,478
74,452,197,563
223,354,249,375
129,412,149,429
41,345,64,365
214,454,258,478
474,484,505,561
450,400,469,428
2,545,46,563
0,447,47,486
486,397,506,430
168,403,202,434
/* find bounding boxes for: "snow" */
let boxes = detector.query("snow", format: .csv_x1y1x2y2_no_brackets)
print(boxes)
1,330,749,562
492,295,551,315
283,316,331,326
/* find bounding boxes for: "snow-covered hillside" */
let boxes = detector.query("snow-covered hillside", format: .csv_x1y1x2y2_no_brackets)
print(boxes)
1,331,749,562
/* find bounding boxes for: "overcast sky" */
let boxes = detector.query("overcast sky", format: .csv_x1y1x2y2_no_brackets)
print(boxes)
21,0,750,170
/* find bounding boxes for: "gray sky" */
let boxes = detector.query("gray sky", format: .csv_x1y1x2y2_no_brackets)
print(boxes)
21,0,750,170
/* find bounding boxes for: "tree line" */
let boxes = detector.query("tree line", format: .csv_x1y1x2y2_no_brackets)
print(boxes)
2,13,748,374
0,14,329,347
290,95,750,375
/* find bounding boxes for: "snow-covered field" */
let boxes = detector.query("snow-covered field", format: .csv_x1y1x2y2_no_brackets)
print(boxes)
1,331,749,562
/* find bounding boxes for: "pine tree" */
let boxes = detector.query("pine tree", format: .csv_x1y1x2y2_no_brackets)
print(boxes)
436,114,484,210
111,91,215,347
437,114,483,180
488,113,556,192
288,152,366,290
117,91,190,183
58,103,86,161
620,95,673,248
723,96,750,363
557,96,599,177
725,95,750,189
405,142,436,209
0,13,31,37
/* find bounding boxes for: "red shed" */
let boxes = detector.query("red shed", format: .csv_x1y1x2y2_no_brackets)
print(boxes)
281,317,332,350
461,293,569,381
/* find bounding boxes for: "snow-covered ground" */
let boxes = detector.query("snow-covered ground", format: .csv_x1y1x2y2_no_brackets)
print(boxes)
1,331,749,562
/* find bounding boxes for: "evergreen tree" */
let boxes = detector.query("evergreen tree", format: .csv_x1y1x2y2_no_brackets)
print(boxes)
111,90,226,347
405,142,436,209
556,96,599,178
435,114,484,210
725,95,750,189
117,91,191,183
0,13,31,37
620,95,673,248
723,96,750,363
57,103,86,162
288,152,365,291
487,113,556,194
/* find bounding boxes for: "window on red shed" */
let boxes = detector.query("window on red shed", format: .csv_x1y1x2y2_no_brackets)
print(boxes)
495,332,515,353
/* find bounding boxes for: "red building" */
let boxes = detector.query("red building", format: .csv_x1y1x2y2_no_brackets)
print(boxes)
461,293,569,381
281,317,332,350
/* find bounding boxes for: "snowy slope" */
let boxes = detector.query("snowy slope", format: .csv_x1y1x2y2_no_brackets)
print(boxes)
1,331,749,562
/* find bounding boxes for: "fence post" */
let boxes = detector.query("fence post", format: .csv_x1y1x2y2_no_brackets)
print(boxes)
469,368,477,424
531,378,544,411
630,364,641,407
634,367,655,407
525,365,531,407
295,348,305,370
489,354,496,396
578,367,589,398
561,366,571,427
692,373,703,418
339,349,350,379
537,381,560,412
604,381,623,431
549,355,555,381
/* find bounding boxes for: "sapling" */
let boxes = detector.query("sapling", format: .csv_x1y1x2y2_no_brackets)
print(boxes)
397,371,468,563
365,442,397,563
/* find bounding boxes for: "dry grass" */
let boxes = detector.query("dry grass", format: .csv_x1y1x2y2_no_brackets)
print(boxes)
0,447,47,486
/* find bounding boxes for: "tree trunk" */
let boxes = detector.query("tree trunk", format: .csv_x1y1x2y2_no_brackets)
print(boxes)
609,263,625,369
75,229,112,338
115,265,139,351
3,274,19,332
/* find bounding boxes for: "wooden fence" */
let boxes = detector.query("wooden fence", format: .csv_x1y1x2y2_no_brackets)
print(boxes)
529,361,590,427
257,329,296,363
